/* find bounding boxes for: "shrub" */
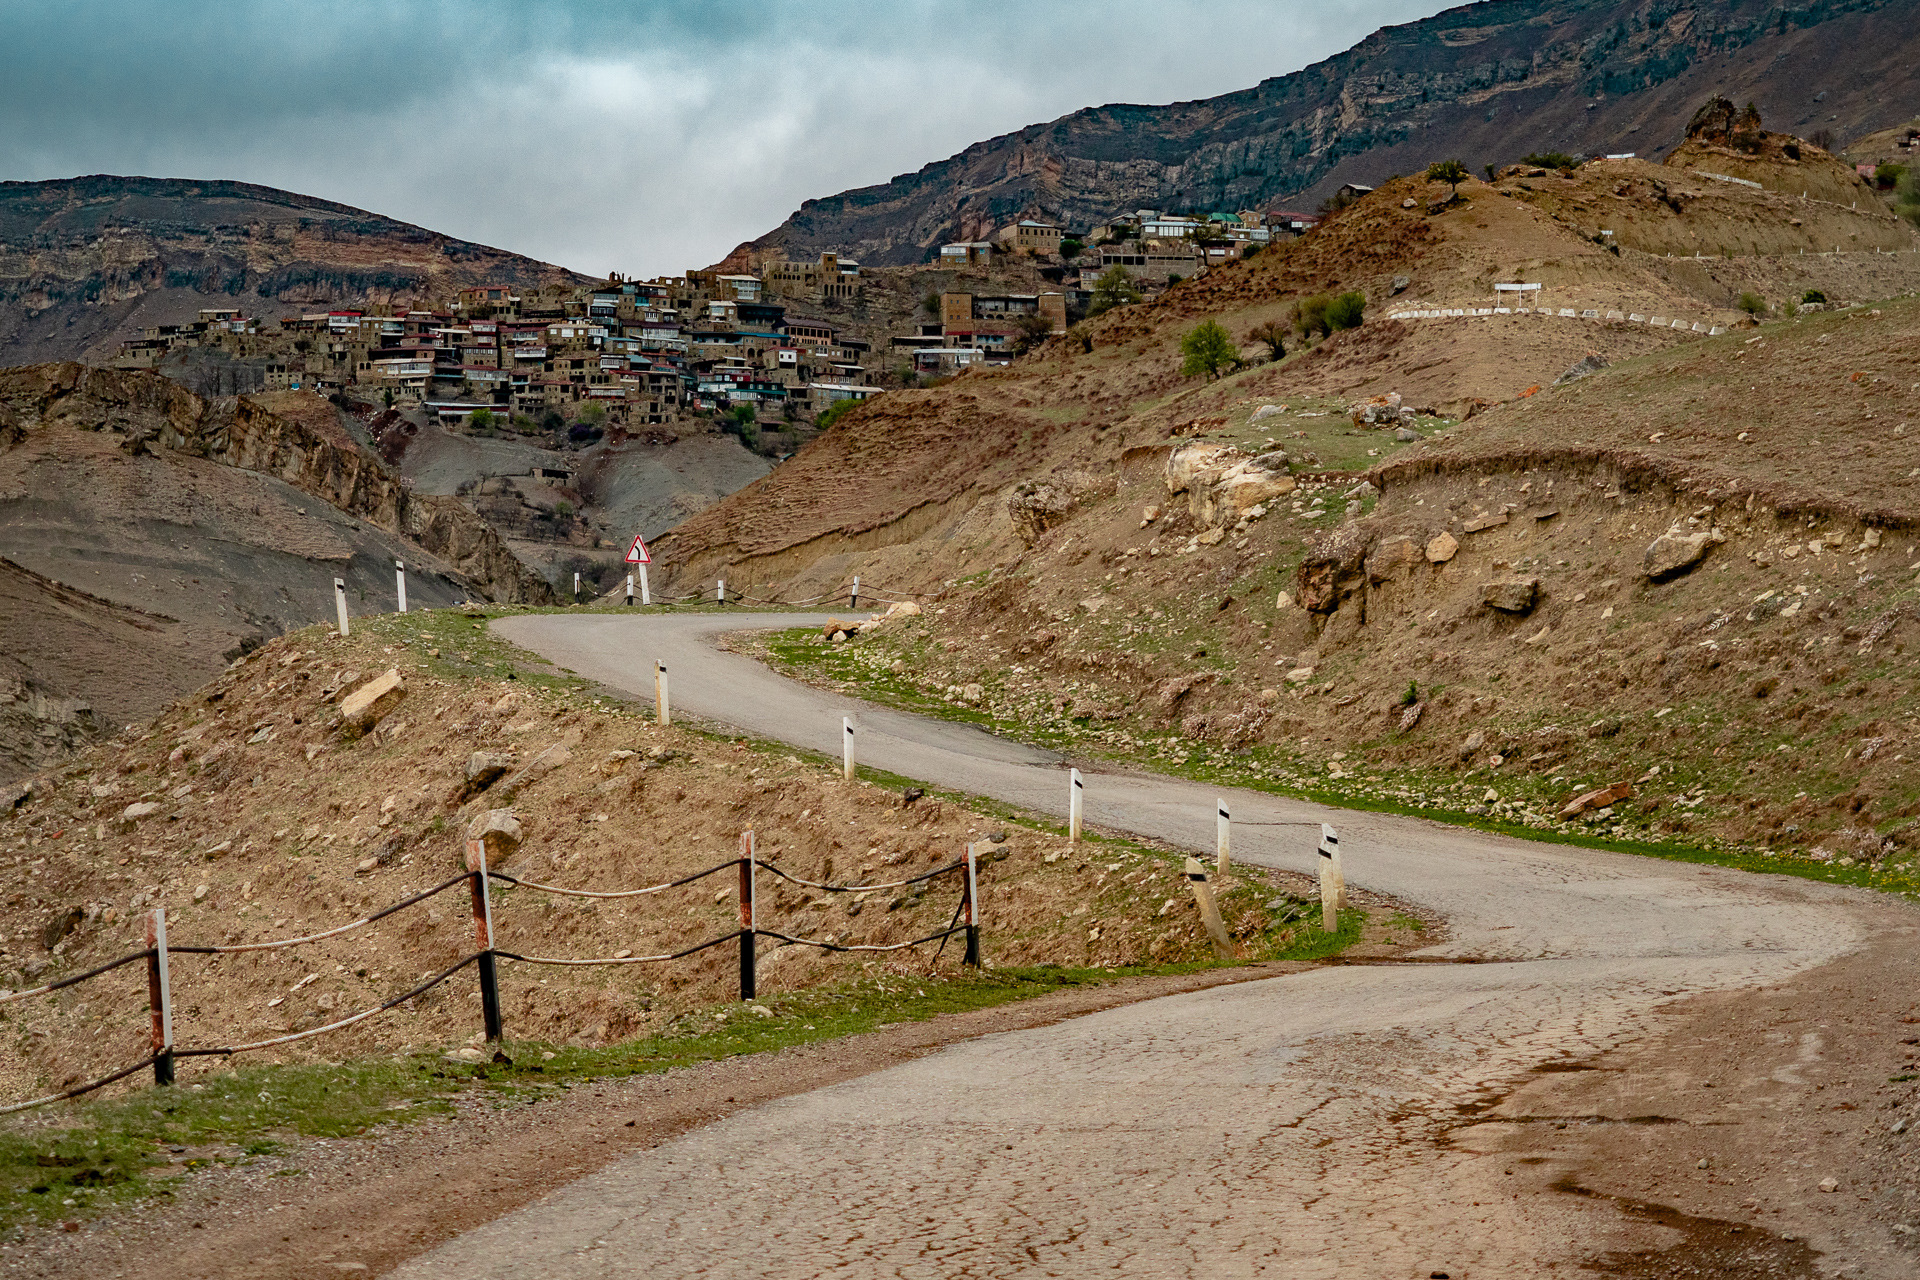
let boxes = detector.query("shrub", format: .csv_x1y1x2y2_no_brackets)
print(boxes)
553,500,574,519
1802,289,1828,304
1178,320,1236,380
1520,151,1579,171
1293,294,1331,338
468,407,495,430
1059,239,1084,259
1247,320,1287,361
816,399,859,430
1166,273,1183,287
1425,159,1470,195
1325,291,1367,330
1088,266,1143,316
1737,291,1766,315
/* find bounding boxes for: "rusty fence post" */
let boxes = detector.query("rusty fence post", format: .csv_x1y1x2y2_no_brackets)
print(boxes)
467,834,503,1041
962,843,981,967
738,830,757,1001
144,908,174,1086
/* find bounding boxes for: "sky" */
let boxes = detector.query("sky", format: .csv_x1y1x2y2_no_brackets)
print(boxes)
0,1,1453,278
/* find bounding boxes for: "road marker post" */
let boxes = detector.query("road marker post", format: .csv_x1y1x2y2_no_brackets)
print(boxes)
962,843,982,967
1216,798,1231,877
1317,823,1343,933
1184,857,1234,959
1069,768,1084,844
144,909,174,1086
738,830,757,1000
573,571,580,602
842,716,855,781
466,833,503,1041
395,560,408,613
625,574,634,606
717,578,726,605
333,577,350,637
850,576,860,611
655,661,670,727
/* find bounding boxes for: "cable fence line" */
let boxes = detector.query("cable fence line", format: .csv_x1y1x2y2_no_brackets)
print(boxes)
1,829,990,1115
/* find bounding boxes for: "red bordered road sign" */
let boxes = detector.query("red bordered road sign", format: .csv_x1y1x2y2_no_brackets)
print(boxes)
624,535,652,565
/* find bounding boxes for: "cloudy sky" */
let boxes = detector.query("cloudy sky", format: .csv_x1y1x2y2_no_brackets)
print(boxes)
2,1,1451,277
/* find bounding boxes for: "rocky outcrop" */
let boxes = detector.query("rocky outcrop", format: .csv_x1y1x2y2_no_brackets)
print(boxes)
0,363,554,604
1165,442,1294,529
0,667,99,781
736,0,1913,267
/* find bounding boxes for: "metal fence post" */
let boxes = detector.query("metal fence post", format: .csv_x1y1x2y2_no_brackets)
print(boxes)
144,909,174,1086
738,830,757,1001
467,838,503,1041
963,844,981,967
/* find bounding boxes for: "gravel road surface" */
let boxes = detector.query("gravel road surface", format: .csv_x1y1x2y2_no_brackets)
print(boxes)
385,611,1884,1278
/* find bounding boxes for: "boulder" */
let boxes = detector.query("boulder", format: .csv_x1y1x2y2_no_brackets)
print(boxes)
340,669,405,731
1166,442,1293,527
1250,404,1284,422
119,800,160,826
1643,528,1721,580
466,751,515,789
1481,577,1540,614
1425,532,1459,563
1559,781,1634,819
464,809,523,870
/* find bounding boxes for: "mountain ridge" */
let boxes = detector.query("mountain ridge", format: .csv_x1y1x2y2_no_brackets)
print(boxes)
728,0,1920,268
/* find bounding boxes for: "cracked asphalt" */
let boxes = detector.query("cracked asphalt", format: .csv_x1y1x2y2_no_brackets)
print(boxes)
379,612,1883,1278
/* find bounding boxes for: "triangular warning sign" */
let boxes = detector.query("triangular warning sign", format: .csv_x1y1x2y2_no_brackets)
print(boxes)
624,535,652,565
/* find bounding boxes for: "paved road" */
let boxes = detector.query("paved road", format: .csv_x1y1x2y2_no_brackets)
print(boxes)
391,612,1870,1278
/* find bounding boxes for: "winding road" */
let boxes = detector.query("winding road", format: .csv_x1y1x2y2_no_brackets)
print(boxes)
387,612,1880,1278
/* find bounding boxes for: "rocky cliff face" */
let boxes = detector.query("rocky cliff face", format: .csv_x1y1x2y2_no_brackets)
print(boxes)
0,176,586,366
0,363,555,605
740,0,1920,267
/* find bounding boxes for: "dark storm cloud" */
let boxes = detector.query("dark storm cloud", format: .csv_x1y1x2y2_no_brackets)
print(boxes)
1,0,1450,275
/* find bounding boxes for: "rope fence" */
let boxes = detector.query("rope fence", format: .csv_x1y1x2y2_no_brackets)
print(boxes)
0,828,986,1116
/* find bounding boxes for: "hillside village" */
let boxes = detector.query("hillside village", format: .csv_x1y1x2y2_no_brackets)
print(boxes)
104,205,1327,439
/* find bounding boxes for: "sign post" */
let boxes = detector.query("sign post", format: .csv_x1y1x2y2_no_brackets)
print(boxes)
625,535,652,607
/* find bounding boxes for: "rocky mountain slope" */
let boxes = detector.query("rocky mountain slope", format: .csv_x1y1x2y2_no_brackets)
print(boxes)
0,365,555,778
738,0,1920,267
651,130,1920,861
0,176,584,367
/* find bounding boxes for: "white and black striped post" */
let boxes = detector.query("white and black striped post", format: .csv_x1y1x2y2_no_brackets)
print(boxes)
625,573,635,606
573,571,580,602
1317,823,1343,933
716,578,726,605
962,843,981,967
466,833,503,1041
395,560,408,613
1216,798,1231,876
842,715,855,781
1069,768,1084,843
1184,857,1234,959
333,576,350,637
738,829,757,1000
144,908,174,1085
850,575,860,611
655,661,670,727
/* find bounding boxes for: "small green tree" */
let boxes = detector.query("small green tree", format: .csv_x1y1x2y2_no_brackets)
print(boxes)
1247,320,1287,362
921,292,940,316
1426,159,1471,198
1737,291,1766,315
1059,239,1084,259
1520,151,1579,171
382,387,395,410
1012,313,1054,355
1293,294,1331,338
1067,323,1093,354
729,403,756,433
1326,291,1367,330
1088,266,1143,316
468,407,494,430
1179,319,1237,380
816,398,858,430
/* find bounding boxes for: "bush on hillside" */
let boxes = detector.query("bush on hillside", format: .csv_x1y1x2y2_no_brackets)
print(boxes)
1802,289,1828,305
1088,266,1143,316
1520,151,1579,171
1178,320,1237,380
1737,292,1766,315
1326,291,1367,331
815,398,859,430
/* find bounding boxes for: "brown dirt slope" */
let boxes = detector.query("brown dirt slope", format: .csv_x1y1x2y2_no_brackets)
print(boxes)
0,615,1326,1107
655,155,1920,597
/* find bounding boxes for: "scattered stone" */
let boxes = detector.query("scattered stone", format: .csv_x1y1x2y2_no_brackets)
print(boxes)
1250,405,1283,422
960,683,984,705
1554,352,1609,385
1818,1177,1840,1193
1643,528,1722,580
192,884,209,903
40,906,84,951
751,1004,773,1018
1285,667,1316,684
444,1046,486,1063
1140,505,1161,527
1399,702,1425,732
1426,532,1459,563
1390,275,1410,294
1458,730,1486,760
1463,511,1509,534
1560,781,1634,819
1481,577,1540,614
464,809,524,870
119,800,161,825
340,670,406,732
1394,427,1420,442
466,752,514,790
